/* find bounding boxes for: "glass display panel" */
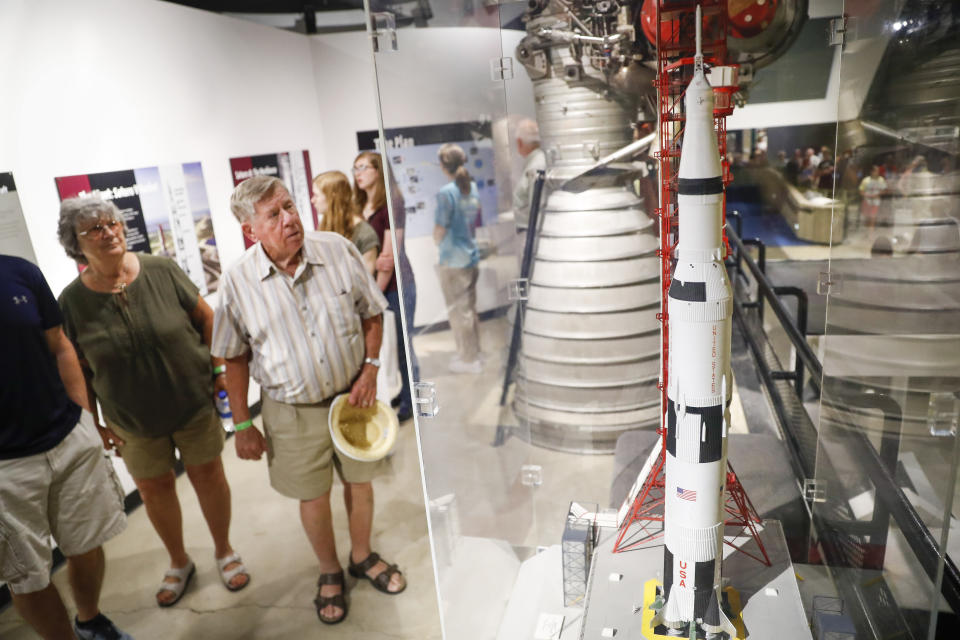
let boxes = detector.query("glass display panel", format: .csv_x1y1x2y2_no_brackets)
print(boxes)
815,0,960,637
748,17,836,104
366,4,530,637
366,1,959,638
366,1,662,635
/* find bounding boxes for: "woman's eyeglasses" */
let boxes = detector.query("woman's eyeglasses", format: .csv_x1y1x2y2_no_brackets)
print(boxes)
352,164,374,173
78,220,123,239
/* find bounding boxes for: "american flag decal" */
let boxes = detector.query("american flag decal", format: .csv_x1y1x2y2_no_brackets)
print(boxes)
677,487,697,502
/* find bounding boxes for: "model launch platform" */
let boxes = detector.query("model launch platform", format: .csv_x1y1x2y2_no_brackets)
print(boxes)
579,521,811,640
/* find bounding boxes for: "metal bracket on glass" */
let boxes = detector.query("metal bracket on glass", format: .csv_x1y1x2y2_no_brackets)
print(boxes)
829,17,847,46
413,381,439,417
490,56,514,81
370,12,398,52
521,464,543,488
927,392,959,437
816,271,840,296
508,278,530,302
803,478,826,505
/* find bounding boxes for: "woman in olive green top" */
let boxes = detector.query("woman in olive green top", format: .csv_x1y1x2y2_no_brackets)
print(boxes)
312,170,380,274
57,197,250,607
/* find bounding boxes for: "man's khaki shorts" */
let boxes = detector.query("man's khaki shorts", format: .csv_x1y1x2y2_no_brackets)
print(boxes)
107,408,225,479
261,393,381,500
0,421,127,594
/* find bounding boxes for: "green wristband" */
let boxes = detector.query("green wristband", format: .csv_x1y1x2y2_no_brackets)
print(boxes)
234,419,254,432
213,364,226,376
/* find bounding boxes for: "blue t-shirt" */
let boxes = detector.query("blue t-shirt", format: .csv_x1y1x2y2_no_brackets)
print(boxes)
0,255,81,458
435,181,479,268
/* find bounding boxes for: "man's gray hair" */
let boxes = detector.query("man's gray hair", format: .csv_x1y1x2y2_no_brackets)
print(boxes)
516,118,541,146
57,196,124,264
230,175,285,223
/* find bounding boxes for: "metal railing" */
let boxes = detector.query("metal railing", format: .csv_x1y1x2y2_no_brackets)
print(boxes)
724,215,960,631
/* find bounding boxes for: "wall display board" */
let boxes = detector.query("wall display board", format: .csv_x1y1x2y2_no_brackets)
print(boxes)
0,173,38,263
55,163,221,295
357,121,499,238
229,151,316,242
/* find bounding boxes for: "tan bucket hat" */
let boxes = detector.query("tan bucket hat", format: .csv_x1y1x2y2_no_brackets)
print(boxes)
328,394,399,462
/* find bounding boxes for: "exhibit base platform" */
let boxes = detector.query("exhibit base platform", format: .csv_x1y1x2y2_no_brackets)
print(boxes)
579,520,812,640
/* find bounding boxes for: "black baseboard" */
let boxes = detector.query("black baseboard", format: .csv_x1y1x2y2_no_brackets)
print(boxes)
0,401,261,614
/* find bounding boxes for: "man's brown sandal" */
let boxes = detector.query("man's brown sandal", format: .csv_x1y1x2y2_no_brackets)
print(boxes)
313,570,348,625
348,551,407,595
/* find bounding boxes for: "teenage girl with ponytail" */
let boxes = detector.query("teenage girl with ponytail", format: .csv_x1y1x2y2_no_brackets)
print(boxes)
434,143,481,374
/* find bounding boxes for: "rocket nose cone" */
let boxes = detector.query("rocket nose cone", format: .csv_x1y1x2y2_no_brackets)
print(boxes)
685,74,714,111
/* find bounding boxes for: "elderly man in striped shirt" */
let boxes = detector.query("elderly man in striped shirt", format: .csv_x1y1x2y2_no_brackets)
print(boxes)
212,176,406,626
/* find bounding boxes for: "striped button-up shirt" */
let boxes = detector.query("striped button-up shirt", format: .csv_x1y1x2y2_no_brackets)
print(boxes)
211,231,388,404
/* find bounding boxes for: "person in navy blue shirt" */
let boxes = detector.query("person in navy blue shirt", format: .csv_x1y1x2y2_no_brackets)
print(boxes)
0,254,133,640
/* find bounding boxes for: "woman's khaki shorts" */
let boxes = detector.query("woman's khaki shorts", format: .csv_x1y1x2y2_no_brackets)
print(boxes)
107,408,225,479
0,422,127,594
261,393,380,501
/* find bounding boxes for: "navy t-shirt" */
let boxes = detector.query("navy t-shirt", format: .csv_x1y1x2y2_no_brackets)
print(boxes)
0,255,81,458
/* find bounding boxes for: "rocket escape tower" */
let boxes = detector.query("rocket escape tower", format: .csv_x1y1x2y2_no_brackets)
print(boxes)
614,0,769,567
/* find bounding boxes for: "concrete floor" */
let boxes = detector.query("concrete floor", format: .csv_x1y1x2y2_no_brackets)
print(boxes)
0,412,442,640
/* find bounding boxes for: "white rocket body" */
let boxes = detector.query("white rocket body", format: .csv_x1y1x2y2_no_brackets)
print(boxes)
652,57,738,637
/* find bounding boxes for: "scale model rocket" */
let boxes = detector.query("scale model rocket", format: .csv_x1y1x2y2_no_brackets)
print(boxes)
650,7,738,637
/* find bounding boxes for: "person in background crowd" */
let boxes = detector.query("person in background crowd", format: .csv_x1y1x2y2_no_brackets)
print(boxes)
836,149,860,222
798,153,815,189
213,176,406,627
512,118,547,230
1,254,132,640
57,197,249,609
879,153,899,185
353,151,415,421
775,149,788,170
434,143,482,374
816,151,835,193
898,154,929,195
859,165,887,231
783,148,802,186
755,132,768,153
836,149,853,187
313,170,380,276
748,149,768,167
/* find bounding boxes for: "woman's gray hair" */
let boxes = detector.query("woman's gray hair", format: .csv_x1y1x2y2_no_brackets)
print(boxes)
230,175,285,223
57,196,124,264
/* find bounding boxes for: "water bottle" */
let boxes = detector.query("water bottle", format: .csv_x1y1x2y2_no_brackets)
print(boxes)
216,390,234,432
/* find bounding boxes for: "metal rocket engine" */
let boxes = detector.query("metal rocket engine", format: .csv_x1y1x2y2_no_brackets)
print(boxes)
651,17,737,638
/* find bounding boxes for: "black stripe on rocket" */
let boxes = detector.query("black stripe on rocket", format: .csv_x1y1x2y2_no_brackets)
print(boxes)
678,176,723,195
666,401,724,463
663,548,674,595
668,279,706,302
694,560,716,622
